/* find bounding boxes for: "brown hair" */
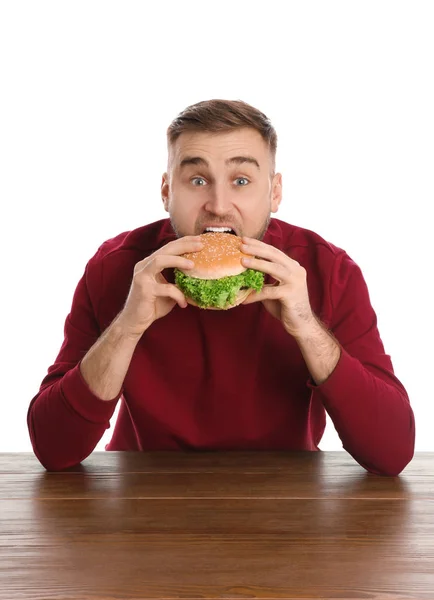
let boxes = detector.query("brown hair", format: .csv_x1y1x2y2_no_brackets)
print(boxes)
167,99,277,169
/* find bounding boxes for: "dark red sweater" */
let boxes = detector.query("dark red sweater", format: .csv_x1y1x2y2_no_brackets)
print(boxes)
28,218,415,475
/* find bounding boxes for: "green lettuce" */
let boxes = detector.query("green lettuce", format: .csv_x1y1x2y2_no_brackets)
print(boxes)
174,268,264,309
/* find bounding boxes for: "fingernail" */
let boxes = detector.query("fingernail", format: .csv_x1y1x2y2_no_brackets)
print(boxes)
242,257,251,266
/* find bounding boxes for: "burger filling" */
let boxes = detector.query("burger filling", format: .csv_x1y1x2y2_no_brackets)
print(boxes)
174,268,264,309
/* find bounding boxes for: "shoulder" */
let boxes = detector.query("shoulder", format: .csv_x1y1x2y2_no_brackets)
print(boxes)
89,218,176,266
82,218,177,286
267,217,365,296
266,218,352,277
84,218,175,287
266,218,345,259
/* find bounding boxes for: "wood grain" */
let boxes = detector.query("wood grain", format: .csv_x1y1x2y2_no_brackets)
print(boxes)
0,452,433,600
0,450,432,477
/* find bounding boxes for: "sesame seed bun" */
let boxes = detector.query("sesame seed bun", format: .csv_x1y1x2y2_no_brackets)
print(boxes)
180,232,252,279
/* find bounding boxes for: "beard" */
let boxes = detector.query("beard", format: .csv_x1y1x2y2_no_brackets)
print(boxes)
169,211,271,241
252,212,271,241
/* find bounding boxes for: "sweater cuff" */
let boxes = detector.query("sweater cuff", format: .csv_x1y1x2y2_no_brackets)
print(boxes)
306,347,357,403
60,363,121,423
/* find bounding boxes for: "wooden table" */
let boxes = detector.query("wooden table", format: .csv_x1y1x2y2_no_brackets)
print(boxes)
0,451,433,599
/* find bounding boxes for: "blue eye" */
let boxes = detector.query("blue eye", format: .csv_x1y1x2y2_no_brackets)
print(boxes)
191,177,207,186
235,178,249,186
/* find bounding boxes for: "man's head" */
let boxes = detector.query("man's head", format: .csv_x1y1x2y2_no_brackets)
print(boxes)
161,99,282,240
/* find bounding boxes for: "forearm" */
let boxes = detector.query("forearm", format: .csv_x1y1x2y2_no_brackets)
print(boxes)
28,314,144,471
310,349,415,476
290,318,414,476
80,313,142,401
290,251,416,476
27,368,117,471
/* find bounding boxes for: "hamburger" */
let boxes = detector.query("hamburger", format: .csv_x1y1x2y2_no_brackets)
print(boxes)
174,230,264,310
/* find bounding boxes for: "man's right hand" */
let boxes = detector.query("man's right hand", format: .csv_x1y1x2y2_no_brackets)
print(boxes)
116,236,203,339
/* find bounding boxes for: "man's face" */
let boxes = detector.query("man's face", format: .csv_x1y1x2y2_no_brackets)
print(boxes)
161,128,282,239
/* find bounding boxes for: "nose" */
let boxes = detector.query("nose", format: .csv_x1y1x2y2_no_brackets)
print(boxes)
203,182,232,216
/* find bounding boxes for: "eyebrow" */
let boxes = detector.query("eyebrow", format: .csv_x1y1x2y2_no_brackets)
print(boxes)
179,155,260,170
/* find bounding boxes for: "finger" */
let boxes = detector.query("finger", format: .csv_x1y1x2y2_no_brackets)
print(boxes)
145,255,197,275
242,285,281,305
241,239,299,267
156,283,188,308
241,256,289,283
241,290,262,305
158,237,204,257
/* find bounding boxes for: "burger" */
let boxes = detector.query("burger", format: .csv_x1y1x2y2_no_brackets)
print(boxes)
174,229,264,310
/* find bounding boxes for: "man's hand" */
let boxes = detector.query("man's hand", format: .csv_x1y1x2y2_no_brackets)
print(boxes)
117,236,203,339
240,237,316,339
241,237,341,383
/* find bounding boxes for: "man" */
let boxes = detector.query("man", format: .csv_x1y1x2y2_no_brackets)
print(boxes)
28,99,415,475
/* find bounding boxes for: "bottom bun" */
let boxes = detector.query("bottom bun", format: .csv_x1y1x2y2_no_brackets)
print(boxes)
186,288,252,310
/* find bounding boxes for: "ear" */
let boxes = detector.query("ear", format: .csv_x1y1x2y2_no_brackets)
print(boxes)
161,173,170,212
271,172,282,213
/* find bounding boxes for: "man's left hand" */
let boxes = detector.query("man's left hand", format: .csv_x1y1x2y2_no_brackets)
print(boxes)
241,237,316,339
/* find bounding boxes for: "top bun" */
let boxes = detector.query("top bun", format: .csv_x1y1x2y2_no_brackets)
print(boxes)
181,232,252,280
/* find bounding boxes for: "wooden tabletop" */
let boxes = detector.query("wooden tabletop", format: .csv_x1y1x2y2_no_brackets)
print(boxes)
0,451,433,600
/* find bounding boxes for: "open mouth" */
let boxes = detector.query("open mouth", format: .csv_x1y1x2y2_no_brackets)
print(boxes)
202,227,237,235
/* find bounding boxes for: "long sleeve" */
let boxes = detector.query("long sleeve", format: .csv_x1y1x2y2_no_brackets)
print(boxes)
310,251,415,476
27,262,120,471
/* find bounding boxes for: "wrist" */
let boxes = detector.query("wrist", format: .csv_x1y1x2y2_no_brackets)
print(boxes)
113,312,148,343
291,317,341,385
288,312,321,342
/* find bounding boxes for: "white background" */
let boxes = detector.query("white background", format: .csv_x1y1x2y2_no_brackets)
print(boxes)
0,1,432,453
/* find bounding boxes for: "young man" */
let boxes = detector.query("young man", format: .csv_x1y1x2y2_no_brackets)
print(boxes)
28,99,415,475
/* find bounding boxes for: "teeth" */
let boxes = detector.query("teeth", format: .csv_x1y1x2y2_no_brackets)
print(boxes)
205,227,234,233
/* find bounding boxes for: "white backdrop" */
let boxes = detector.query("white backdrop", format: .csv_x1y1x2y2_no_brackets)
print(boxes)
1,1,432,453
